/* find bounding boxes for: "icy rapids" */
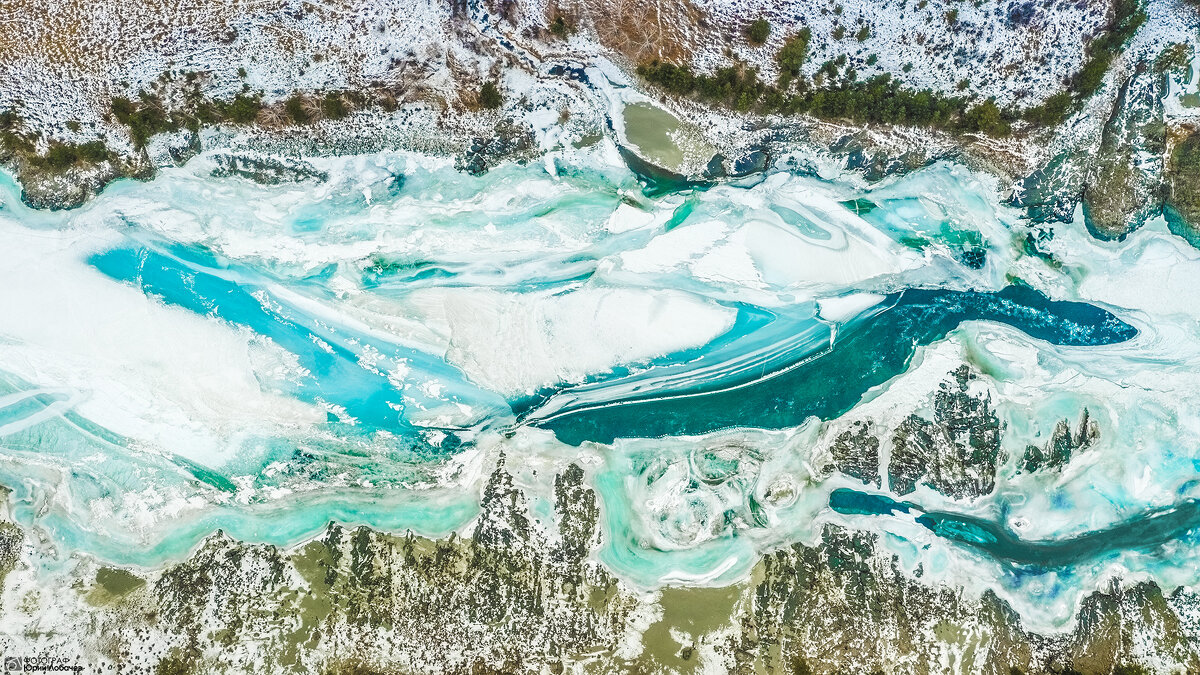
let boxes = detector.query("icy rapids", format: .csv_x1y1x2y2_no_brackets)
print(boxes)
1,140,1197,630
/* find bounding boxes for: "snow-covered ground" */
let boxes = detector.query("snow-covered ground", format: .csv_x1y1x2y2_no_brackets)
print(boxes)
2,0,1193,159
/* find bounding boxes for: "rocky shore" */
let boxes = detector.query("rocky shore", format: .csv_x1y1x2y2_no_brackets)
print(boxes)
1,435,1199,673
0,0,1195,244
1,0,1200,673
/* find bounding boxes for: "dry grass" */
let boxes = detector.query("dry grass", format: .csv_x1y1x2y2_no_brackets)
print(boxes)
552,0,707,65
0,0,448,80
0,0,288,71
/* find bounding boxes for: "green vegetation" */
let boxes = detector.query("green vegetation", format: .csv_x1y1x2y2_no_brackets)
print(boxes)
1074,54,1112,97
855,24,871,42
638,61,1015,135
218,93,263,124
1012,0,1145,127
960,98,1010,135
1170,130,1200,175
110,88,263,146
285,94,311,124
1021,91,1073,126
107,75,401,147
1156,42,1193,74
776,28,812,86
110,95,175,146
98,65,509,150
479,81,504,109
321,93,348,121
549,15,572,38
37,141,109,169
747,18,771,45
0,109,114,176
636,62,766,111
1166,129,1200,229
0,110,33,160
1072,0,1145,99
637,0,1147,136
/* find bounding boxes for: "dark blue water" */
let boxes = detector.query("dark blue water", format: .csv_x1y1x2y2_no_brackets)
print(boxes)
535,285,1137,445
89,240,1137,455
829,488,1200,568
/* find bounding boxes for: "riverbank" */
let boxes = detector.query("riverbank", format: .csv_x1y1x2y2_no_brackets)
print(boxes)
1,0,1197,241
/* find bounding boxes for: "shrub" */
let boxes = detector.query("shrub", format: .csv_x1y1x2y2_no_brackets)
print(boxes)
321,93,348,120
109,96,134,121
110,95,176,147
1022,91,1073,125
641,56,1018,135
1096,0,1145,52
1073,0,1145,98
1012,0,1146,125
960,98,1011,135
479,81,503,109
218,93,263,124
549,15,570,38
37,140,110,170
817,59,840,81
1075,53,1112,97
1168,130,1200,218
77,140,109,162
637,61,696,95
777,28,813,86
285,94,310,124
1156,43,1193,74
695,65,765,107
42,144,81,169
747,18,771,45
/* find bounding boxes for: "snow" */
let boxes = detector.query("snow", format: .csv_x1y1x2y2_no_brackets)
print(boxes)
411,286,737,396
685,0,1105,107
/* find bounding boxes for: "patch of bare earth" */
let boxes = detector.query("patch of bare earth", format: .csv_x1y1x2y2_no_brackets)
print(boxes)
549,0,708,64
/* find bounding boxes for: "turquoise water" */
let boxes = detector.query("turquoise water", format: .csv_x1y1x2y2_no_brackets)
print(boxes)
0,144,1198,630
532,285,1135,445
89,242,509,443
830,488,1200,570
